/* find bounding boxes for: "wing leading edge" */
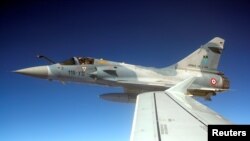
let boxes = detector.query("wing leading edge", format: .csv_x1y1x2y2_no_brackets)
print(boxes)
130,77,231,141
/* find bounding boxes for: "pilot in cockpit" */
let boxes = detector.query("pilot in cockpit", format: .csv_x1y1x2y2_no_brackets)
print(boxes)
77,57,93,65
78,57,84,64
84,58,90,64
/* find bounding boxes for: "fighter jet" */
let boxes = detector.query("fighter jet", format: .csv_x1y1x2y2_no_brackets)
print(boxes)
15,37,231,140
15,37,229,101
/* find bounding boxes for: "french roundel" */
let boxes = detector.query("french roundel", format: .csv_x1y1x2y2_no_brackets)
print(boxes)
211,78,217,85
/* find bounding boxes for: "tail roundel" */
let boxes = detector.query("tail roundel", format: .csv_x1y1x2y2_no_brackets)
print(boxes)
176,37,225,72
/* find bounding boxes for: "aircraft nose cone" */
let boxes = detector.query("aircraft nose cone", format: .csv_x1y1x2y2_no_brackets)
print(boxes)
14,66,49,79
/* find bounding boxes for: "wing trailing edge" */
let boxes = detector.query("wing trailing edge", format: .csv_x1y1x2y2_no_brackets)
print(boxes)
130,77,230,141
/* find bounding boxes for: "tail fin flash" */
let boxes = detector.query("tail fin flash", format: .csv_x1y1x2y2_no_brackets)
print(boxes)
176,37,225,71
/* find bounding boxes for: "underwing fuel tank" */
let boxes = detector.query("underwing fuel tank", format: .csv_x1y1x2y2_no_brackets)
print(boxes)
99,93,136,103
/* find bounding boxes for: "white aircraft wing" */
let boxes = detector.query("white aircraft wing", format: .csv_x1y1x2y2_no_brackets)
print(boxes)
130,77,231,141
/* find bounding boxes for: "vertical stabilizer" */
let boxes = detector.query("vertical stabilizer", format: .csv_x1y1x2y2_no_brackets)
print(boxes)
176,37,225,71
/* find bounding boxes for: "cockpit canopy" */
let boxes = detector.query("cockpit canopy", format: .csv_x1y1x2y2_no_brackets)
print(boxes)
60,57,94,65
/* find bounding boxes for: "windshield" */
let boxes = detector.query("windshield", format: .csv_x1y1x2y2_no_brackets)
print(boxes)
60,57,76,65
60,57,94,65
